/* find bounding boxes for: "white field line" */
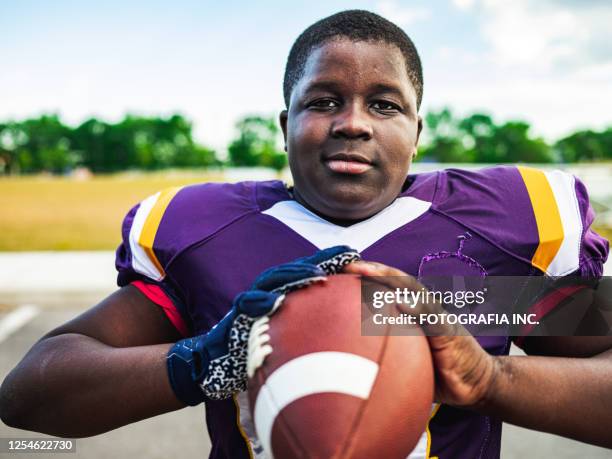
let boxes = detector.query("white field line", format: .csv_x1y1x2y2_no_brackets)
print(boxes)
0,305,40,343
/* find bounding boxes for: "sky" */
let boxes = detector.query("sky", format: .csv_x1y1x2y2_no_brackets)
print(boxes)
1,0,611,152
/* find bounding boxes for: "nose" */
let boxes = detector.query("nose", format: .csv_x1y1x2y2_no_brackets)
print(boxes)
330,103,373,140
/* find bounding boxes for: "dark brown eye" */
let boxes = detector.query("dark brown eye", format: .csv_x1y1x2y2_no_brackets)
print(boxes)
372,101,400,112
310,99,338,109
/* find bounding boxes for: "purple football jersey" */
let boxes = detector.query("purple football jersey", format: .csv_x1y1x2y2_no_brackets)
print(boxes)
115,166,608,459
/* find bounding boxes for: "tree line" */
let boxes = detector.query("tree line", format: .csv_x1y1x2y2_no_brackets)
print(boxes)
0,109,610,175
419,108,612,163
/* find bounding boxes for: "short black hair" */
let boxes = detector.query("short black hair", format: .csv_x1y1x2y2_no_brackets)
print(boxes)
283,10,423,110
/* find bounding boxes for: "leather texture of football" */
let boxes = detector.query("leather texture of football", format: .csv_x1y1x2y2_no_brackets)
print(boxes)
247,273,434,459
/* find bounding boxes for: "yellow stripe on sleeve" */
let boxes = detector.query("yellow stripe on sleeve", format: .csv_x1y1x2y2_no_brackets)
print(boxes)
517,166,564,273
138,186,183,278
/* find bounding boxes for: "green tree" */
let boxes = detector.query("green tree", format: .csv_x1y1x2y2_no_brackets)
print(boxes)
71,115,219,172
419,108,553,163
9,115,77,173
228,116,287,171
418,108,471,162
488,122,552,163
458,113,496,162
71,118,110,172
0,123,12,174
555,129,612,162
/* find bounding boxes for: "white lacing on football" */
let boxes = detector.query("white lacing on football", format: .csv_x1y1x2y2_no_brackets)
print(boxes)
247,316,273,378
270,276,327,295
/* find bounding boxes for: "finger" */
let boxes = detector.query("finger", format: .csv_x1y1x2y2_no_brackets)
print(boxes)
351,262,424,292
346,262,468,336
393,292,470,336
252,263,326,292
235,290,282,317
342,261,379,276
342,260,409,278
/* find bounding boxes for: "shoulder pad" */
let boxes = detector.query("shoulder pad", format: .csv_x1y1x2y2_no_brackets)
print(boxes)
433,166,588,275
124,181,257,281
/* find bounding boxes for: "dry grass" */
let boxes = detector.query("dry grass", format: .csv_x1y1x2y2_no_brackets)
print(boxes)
0,172,224,251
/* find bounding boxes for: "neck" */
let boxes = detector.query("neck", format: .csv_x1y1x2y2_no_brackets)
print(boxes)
289,187,373,227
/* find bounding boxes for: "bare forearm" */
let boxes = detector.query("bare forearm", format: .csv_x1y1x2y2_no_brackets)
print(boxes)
476,350,612,448
0,333,184,437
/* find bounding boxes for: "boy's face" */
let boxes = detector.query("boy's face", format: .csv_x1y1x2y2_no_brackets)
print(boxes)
280,38,422,224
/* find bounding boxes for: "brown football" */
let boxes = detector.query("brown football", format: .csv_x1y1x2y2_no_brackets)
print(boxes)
247,274,434,459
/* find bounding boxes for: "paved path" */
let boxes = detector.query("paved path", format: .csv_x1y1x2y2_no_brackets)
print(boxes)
0,307,210,459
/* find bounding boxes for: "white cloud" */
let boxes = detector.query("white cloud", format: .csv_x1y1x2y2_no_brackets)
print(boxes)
452,0,476,11
376,1,431,27
424,0,612,141
481,1,584,70
425,70,612,141
435,46,481,65
472,0,612,71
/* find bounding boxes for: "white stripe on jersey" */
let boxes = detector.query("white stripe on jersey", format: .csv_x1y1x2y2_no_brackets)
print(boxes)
235,391,268,459
406,403,439,459
544,170,582,276
128,192,164,281
262,196,432,252
407,429,429,459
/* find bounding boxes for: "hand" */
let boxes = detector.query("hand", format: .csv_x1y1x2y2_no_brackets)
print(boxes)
343,260,498,408
166,246,361,405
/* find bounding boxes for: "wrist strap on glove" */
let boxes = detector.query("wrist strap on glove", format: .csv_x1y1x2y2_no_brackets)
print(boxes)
166,337,210,406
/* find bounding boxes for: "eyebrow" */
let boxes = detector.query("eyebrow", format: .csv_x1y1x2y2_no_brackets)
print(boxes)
368,83,406,99
302,80,343,94
303,81,407,100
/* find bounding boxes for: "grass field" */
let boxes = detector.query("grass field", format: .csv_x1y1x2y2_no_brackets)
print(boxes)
1,172,610,251
0,172,225,251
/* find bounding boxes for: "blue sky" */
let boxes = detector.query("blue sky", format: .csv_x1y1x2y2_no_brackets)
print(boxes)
1,0,611,151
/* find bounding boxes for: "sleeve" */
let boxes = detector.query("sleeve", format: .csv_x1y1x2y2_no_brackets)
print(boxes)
512,169,609,346
115,190,192,337
516,167,609,277
574,176,609,277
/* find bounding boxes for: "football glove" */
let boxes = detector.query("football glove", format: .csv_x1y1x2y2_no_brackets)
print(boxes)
166,245,360,405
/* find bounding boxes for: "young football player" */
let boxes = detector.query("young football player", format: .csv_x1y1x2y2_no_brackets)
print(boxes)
1,10,610,459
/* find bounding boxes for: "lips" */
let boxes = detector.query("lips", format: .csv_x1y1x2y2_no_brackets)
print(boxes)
323,153,374,175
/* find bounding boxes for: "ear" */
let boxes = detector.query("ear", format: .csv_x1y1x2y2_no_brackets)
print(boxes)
279,110,288,147
412,116,423,158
